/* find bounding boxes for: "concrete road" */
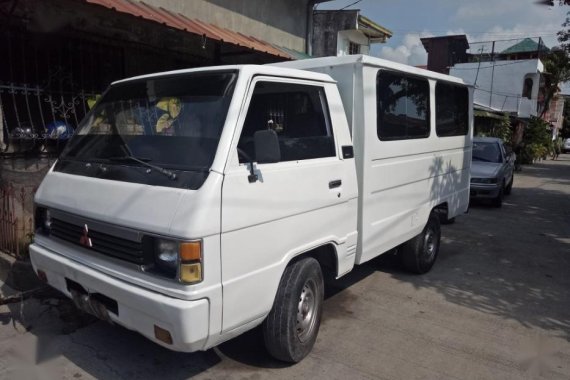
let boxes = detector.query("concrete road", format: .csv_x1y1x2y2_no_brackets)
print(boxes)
1,156,569,380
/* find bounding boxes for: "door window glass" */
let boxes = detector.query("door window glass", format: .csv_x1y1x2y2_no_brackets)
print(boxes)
238,82,335,162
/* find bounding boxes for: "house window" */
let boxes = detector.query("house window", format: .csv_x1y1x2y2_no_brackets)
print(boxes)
522,78,533,99
348,42,361,55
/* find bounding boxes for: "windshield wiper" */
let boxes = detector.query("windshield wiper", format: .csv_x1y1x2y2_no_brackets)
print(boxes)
107,155,177,181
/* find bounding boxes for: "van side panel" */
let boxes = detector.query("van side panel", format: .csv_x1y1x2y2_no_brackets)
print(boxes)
356,66,471,264
278,58,472,265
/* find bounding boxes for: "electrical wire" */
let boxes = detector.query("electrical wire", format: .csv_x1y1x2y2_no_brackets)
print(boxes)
339,0,363,11
450,60,545,70
391,30,561,38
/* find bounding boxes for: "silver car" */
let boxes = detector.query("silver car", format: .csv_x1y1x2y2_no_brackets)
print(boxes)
470,137,515,207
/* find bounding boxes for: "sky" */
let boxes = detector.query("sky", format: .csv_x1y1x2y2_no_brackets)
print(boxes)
317,0,570,66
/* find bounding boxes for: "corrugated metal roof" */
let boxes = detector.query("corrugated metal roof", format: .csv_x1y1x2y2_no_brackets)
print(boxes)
358,15,392,40
501,38,550,55
84,0,293,59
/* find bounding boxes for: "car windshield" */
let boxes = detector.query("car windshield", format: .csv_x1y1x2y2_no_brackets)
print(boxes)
472,141,502,163
56,71,237,189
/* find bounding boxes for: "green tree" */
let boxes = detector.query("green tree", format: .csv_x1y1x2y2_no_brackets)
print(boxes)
519,117,552,163
477,113,513,142
541,1,570,51
539,49,570,117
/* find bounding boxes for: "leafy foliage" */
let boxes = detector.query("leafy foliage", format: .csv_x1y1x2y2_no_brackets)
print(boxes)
518,117,552,163
475,113,512,143
539,50,570,117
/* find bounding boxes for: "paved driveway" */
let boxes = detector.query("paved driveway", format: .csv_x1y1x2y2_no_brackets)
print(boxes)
1,156,569,380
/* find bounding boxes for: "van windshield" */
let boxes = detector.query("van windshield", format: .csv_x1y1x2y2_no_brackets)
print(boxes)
55,71,237,189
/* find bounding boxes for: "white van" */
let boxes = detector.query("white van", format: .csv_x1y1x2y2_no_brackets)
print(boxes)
30,55,472,363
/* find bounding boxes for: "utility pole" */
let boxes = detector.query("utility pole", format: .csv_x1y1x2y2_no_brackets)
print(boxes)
489,41,496,108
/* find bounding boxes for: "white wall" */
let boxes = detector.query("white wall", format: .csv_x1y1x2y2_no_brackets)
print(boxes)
450,59,543,118
337,30,370,56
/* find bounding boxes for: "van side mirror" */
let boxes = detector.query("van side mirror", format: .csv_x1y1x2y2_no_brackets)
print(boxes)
254,129,280,163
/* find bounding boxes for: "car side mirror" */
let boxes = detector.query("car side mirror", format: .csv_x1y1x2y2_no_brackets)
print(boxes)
254,129,280,164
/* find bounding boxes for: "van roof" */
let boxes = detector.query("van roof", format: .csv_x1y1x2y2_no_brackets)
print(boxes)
111,65,336,86
272,54,470,86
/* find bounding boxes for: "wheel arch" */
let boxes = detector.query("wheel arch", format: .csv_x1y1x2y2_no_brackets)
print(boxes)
288,242,339,282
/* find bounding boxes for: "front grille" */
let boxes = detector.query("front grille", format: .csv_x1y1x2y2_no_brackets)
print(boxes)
50,218,151,265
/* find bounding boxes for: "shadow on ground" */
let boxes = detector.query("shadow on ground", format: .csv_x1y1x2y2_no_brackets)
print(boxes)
377,162,570,342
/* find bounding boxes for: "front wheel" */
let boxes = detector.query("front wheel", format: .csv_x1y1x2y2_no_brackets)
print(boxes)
504,174,513,195
400,213,441,274
263,257,324,363
492,184,504,207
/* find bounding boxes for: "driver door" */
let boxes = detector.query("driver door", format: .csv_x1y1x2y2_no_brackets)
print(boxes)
220,78,353,332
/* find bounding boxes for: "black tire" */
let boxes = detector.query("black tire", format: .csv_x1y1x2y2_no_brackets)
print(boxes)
400,213,441,274
435,208,455,225
492,184,504,208
263,257,324,363
504,174,513,195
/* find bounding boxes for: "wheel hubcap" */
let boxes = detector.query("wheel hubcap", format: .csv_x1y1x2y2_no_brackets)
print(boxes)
296,279,317,343
423,228,436,262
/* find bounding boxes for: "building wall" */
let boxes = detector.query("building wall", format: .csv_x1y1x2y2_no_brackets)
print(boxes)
337,30,370,56
423,38,469,74
547,95,565,138
140,0,313,52
312,10,359,57
450,59,543,118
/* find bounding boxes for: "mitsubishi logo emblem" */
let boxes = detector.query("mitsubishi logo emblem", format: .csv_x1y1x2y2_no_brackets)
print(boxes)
79,224,93,248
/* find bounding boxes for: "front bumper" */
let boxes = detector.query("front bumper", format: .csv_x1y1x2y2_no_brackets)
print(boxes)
469,183,500,199
29,243,210,352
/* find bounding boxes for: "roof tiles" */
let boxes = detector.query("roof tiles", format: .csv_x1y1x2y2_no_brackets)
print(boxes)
84,0,292,59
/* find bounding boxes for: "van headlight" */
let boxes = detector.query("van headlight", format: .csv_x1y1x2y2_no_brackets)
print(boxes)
153,238,203,284
154,239,179,277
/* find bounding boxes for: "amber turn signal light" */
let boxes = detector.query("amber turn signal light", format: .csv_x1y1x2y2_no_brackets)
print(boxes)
180,242,201,261
179,241,203,284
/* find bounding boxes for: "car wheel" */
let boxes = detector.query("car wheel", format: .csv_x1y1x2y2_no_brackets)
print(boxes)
400,213,441,274
263,257,324,363
492,184,504,208
504,174,513,196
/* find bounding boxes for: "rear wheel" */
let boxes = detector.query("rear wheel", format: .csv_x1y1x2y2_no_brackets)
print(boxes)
263,257,324,363
401,213,441,274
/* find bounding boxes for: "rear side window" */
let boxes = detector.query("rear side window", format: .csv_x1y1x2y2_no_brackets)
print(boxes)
377,71,430,141
238,82,335,162
436,82,469,137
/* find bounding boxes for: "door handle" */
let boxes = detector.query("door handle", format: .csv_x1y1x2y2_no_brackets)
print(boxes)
329,179,342,189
